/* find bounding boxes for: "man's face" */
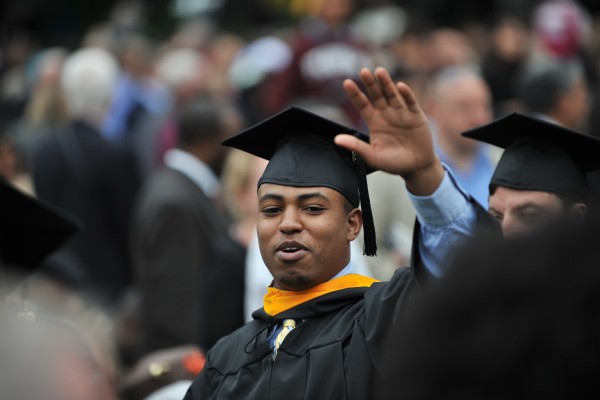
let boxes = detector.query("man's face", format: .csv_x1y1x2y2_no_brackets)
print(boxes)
488,186,584,237
431,76,492,153
256,184,362,291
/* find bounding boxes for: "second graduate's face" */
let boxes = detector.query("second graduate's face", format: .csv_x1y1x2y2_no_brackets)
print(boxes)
488,186,586,238
257,184,362,291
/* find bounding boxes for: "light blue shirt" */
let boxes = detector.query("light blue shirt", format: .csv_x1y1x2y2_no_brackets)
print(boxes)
407,168,478,277
437,145,495,208
102,73,171,141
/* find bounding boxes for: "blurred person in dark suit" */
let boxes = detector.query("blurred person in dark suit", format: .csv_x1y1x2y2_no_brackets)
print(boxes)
130,99,244,359
32,47,141,307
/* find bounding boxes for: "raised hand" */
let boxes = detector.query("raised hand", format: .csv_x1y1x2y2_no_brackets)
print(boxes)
335,67,444,196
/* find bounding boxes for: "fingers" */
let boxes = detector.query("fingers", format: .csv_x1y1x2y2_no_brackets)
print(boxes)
374,67,406,109
343,78,374,118
358,68,389,110
396,82,420,111
345,67,420,119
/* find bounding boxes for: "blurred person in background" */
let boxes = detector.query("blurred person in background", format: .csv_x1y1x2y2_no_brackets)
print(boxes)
32,47,141,308
349,3,408,69
426,28,480,73
263,0,374,125
220,149,271,324
516,59,598,205
222,149,269,254
517,60,590,132
0,33,37,136
480,15,530,117
424,66,499,208
204,32,246,102
152,46,211,167
130,99,244,359
0,178,118,400
529,0,598,90
101,33,172,178
228,34,293,125
383,17,434,88
5,47,68,193
357,168,416,281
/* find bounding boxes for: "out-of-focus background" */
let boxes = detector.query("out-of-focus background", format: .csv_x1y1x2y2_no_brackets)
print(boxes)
2,0,600,399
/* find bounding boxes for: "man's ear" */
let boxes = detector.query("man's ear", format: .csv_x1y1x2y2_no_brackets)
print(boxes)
346,208,363,241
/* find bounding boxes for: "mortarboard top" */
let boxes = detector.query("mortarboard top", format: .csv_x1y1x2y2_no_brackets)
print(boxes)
462,112,600,202
0,179,80,269
222,106,377,256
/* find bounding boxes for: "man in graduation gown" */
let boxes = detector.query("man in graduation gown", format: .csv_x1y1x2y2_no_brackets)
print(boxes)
409,92,600,276
183,68,495,399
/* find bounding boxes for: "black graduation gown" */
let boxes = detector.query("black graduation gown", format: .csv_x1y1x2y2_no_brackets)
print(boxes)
184,196,498,400
183,267,417,400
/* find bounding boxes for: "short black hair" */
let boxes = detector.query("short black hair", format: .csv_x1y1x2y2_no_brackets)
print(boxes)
176,99,223,148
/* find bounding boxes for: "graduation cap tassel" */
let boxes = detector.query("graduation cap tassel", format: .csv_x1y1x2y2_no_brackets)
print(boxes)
353,151,377,257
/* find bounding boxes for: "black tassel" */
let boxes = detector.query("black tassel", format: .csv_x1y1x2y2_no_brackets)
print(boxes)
353,150,377,256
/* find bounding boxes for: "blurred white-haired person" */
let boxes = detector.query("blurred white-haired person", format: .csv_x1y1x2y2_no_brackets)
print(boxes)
31,46,141,309
60,47,120,125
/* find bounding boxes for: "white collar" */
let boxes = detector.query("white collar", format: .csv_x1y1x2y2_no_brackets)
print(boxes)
164,148,221,199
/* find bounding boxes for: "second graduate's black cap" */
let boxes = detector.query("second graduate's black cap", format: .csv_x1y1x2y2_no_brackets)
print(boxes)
222,106,377,256
0,179,80,269
462,113,600,202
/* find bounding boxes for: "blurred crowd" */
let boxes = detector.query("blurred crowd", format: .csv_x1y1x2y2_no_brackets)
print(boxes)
2,0,600,398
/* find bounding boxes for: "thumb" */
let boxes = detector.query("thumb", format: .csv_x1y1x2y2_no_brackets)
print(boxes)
333,133,370,153
334,133,374,161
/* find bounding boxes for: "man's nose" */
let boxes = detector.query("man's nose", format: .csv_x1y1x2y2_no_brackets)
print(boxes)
279,208,302,233
501,217,520,239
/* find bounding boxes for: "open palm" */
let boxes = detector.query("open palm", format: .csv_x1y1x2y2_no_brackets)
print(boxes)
335,67,443,194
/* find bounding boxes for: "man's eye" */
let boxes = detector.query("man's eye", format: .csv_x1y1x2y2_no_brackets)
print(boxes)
304,206,325,213
519,212,542,225
262,207,281,215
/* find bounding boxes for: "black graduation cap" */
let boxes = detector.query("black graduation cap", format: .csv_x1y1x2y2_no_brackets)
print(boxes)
222,106,377,256
0,179,80,269
462,112,600,202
